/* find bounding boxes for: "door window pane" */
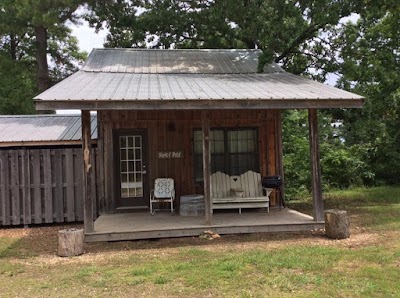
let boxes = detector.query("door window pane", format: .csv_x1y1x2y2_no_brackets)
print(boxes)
120,135,143,198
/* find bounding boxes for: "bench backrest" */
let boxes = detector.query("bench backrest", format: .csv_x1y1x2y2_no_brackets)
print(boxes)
210,171,264,198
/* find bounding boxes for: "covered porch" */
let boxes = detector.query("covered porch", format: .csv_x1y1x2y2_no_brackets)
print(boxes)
86,208,324,242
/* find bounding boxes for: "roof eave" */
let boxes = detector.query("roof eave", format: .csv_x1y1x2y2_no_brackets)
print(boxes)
35,98,364,111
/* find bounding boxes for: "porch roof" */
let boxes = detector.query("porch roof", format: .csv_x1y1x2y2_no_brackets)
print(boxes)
35,49,364,111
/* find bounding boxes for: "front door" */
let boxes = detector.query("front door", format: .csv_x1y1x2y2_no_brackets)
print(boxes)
115,130,149,208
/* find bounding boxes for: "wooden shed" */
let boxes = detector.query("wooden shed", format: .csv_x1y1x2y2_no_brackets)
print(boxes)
0,115,97,226
34,49,363,242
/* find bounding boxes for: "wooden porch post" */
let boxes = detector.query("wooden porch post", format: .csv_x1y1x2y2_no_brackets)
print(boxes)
202,111,212,225
308,109,324,222
275,109,285,206
82,110,94,233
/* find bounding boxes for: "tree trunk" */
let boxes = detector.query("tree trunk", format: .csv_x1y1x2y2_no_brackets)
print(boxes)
35,25,50,92
325,209,350,239
57,228,84,257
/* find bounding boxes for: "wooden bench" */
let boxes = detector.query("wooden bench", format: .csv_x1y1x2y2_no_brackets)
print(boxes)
211,171,272,214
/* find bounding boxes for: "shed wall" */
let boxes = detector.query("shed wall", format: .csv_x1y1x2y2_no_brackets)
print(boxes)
0,147,98,226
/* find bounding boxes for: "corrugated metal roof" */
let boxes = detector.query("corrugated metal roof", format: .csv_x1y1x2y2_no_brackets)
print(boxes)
34,49,364,109
36,72,363,101
0,115,97,144
82,48,282,74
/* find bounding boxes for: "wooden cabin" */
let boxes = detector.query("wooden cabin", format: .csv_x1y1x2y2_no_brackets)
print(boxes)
34,49,363,242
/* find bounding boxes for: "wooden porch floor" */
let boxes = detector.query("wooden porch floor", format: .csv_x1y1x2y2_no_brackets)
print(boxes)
85,208,324,242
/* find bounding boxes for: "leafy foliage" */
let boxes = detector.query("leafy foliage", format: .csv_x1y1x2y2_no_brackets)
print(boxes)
86,0,364,77
0,0,87,114
333,1,400,185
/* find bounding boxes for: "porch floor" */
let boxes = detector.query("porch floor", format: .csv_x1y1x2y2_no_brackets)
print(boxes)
86,208,324,242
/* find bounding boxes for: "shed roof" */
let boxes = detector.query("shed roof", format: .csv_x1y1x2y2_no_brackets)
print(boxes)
35,49,364,110
0,115,97,147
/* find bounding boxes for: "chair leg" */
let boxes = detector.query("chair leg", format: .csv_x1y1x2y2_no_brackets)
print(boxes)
170,200,174,214
150,201,154,215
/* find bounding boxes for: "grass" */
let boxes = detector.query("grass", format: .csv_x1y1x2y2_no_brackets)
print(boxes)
0,186,399,297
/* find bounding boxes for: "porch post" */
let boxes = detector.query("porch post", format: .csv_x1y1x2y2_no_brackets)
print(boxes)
308,109,324,221
82,110,94,233
275,109,285,206
202,111,212,225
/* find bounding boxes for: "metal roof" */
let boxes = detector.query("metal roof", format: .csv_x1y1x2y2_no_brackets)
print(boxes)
0,115,97,145
35,49,364,110
81,48,283,74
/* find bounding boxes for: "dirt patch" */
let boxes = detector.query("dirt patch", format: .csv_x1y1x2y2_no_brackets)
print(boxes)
0,222,389,264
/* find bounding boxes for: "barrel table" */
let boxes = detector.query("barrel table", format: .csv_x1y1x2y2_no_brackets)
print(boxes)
179,194,205,216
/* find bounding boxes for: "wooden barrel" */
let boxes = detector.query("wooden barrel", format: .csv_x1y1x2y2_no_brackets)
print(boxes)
180,194,205,216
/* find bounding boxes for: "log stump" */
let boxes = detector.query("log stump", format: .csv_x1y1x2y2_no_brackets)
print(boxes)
57,228,84,257
324,209,350,239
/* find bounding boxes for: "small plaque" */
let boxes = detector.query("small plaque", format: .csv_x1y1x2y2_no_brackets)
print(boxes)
158,151,183,159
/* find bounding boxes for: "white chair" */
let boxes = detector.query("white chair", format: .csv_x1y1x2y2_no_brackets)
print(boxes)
150,178,175,215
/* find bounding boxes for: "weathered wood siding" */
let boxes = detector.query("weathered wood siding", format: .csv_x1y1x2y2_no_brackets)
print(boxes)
0,147,98,226
98,110,281,213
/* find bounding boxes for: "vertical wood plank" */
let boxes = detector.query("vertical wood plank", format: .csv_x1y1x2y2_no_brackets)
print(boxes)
308,109,324,222
10,150,20,225
97,112,105,214
22,149,32,225
202,111,212,224
266,110,276,205
103,118,114,213
82,110,94,233
0,151,10,225
43,149,53,223
74,148,84,221
65,149,75,221
54,149,64,222
32,150,42,224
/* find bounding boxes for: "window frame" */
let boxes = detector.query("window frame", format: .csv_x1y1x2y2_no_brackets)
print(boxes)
193,127,260,183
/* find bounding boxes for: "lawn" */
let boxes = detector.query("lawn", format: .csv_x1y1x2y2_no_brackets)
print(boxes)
0,186,399,297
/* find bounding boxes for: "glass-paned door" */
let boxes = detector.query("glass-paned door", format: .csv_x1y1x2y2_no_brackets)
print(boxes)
116,130,148,208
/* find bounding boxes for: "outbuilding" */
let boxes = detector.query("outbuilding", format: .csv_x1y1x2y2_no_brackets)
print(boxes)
33,49,363,242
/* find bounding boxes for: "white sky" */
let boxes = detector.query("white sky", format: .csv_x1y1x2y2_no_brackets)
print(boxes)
57,21,107,114
69,20,108,54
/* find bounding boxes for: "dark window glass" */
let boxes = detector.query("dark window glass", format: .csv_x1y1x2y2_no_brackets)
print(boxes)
193,128,258,182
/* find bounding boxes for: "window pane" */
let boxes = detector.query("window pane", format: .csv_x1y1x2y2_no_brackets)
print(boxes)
193,128,258,181
128,136,134,148
135,136,141,148
121,161,127,173
120,136,127,148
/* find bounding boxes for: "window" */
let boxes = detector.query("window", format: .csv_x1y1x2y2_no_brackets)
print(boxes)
193,128,259,182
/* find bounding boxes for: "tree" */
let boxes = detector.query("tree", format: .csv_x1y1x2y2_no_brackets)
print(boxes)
11,0,85,92
333,1,400,185
87,0,364,78
0,0,88,114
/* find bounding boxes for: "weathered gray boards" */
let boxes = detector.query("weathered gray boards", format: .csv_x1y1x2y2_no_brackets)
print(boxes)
0,148,98,226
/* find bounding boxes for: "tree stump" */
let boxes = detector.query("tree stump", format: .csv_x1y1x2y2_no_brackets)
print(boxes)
324,209,350,239
57,228,84,257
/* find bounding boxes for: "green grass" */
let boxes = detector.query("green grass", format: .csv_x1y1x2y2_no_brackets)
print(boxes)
0,186,399,297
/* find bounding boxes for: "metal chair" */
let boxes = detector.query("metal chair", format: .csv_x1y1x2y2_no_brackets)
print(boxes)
150,178,175,215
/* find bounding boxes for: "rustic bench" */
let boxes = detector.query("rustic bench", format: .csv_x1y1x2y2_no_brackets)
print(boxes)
211,171,272,214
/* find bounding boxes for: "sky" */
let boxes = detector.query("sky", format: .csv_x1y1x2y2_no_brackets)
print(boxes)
69,20,108,54
57,21,107,114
